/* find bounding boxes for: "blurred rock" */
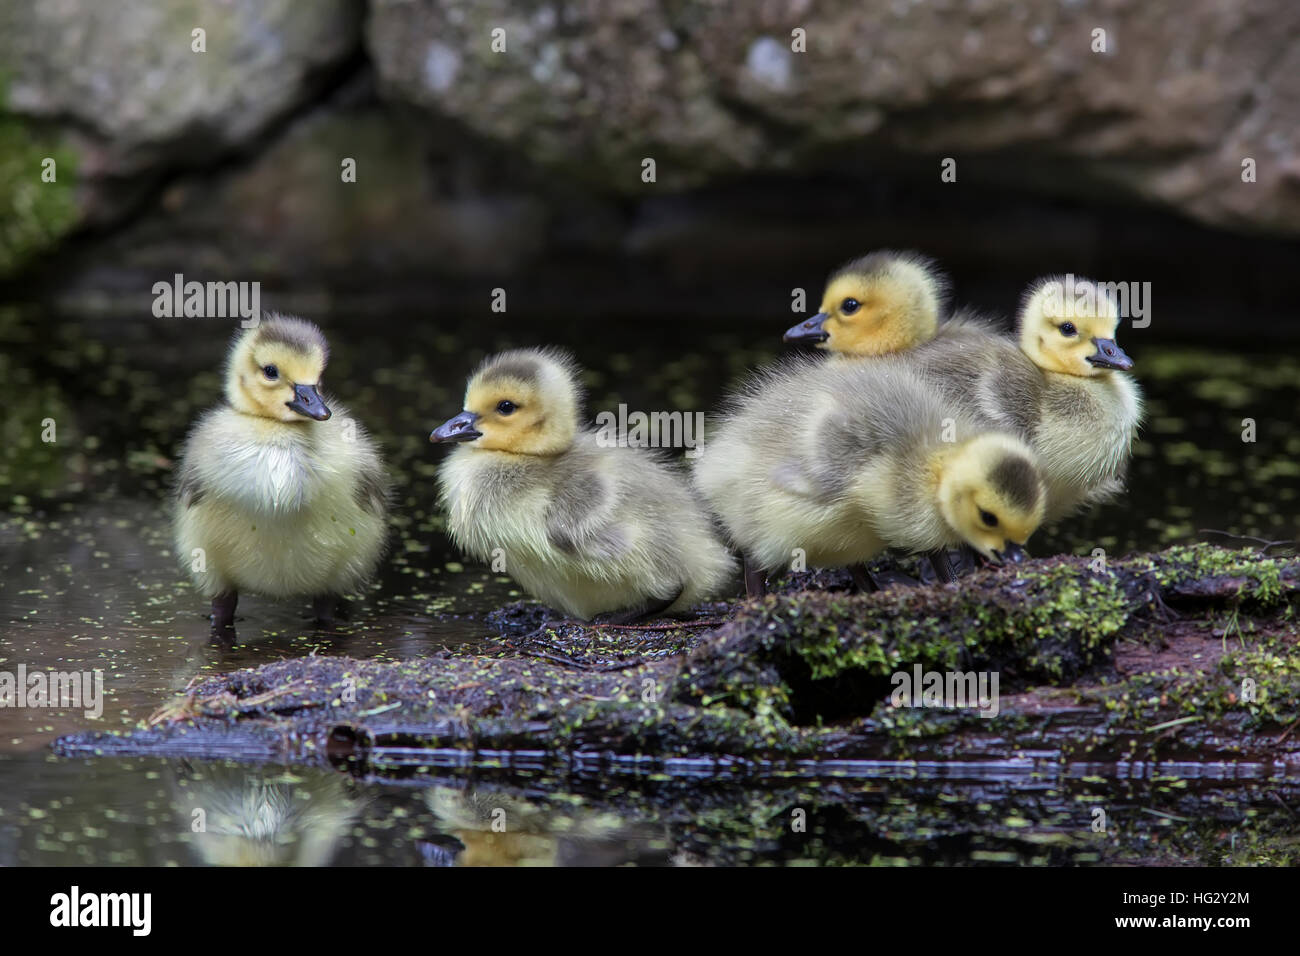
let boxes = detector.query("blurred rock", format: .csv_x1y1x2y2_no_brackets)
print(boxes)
1,0,363,172
0,0,364,273
3,0,1299,333
87,104,546,279
368,0,1300,236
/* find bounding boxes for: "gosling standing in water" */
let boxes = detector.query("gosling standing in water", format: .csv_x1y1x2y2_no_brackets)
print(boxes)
430,348,735,621
173,316,390,629
693,357,1047,597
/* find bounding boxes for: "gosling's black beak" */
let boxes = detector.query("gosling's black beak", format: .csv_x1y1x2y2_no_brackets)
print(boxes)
989,542,1028,566
1086,338,1133,371
286,383,331,421
783,313,830,345
430,410,482,443
1001,542,1028,564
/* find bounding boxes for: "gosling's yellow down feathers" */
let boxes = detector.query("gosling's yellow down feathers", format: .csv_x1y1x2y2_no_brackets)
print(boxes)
172,315,389,614
432,348,735,620
692,355,1046,576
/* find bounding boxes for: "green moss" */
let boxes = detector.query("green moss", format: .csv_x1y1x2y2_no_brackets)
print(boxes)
1141,544,1290,607
0,108,79,276
1100,617,1300,739
685,555,1139,725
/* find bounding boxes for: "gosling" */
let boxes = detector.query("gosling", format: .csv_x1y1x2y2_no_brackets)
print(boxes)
783,250,949,357
692,356,1047,597
430,348,736,621
173,315,390,629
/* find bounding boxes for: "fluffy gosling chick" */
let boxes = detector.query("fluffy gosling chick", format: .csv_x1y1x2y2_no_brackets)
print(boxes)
692,357,1046,597
910,276,1144,522
431,348,736,621
783,250,949,357
173,316,390,628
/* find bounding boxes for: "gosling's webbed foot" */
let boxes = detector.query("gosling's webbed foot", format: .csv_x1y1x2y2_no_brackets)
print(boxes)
743,555,768,599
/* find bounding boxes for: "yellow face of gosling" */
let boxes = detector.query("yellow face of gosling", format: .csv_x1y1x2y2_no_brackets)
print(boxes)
1019,278,1134,378
938,435,1046,562
784,254,942,356
430,350,579,456
225,319,332,422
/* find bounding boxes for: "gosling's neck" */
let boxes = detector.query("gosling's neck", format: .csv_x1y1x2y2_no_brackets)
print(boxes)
911,440,959,515
1041,367,1131,401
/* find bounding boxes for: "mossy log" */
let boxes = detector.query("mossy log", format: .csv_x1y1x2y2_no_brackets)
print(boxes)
55,545,1300,782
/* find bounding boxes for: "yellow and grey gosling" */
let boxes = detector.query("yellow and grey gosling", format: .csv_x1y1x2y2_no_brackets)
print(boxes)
692,355,1047,597
173,314,390,629
783,250,949,357
905,276,1144,523
430,347,736,621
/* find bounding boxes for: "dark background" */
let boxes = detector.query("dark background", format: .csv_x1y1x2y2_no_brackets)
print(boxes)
2,0,1298,340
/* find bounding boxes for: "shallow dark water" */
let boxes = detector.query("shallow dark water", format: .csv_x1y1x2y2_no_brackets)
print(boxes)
6,753,1297,866
1,305,1298,865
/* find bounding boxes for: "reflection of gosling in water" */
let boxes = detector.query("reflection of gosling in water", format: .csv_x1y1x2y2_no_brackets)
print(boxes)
424,787,624,867
172,315,390,629
173,763,365,867
430,348,735,621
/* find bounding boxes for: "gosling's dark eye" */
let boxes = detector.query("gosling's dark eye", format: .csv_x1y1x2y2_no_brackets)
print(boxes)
979,509,999,528
840,298,860,315
262,364,279,380
1059,322,1077,337
496,400,517,415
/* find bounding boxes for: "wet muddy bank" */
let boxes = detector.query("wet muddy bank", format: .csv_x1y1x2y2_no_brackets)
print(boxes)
55,545,1300,787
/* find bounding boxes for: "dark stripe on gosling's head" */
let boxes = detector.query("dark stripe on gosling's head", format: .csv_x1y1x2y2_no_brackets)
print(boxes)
829,249,941,283
831,250,904,282
477,356,543,388
253,313,330,360
989,455,1042,511
473,347,581,389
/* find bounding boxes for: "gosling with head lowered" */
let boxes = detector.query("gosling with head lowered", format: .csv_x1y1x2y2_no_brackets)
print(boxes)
173,315,390,630
693,356,1047,597
430,348,735,622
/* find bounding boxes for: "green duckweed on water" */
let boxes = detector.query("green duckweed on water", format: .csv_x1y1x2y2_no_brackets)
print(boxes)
4,304,1300,865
